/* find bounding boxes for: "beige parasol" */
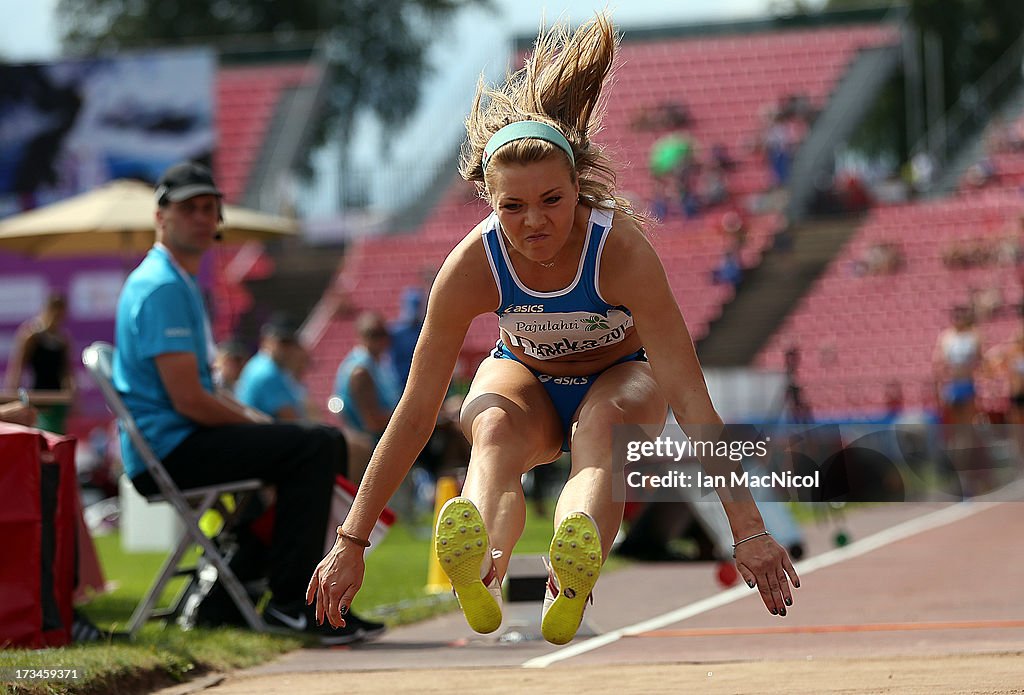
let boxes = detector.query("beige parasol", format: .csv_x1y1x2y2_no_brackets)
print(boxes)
0,179,297,256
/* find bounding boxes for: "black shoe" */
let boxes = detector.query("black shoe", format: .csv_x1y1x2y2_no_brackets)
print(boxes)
263,602,383,646
71,610,103,643
341,611,387,641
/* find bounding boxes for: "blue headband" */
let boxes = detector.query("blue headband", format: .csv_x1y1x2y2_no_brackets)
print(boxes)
482,121,575,172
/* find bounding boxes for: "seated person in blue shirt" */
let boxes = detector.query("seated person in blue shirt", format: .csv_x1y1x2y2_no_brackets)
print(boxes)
333,312,402,440
113,161,380,645
213,338,249,393
236,316,308,422
232,314,383,635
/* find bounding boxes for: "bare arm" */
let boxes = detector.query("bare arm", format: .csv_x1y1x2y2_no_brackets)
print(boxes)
155,352,266,425
348,367,393,432
602,214,798,612
310,228,499,628
341,230,499,541
602,218,766,538
0,401,37,426
933,331,950,379
4,327,31,391
61,331,76,394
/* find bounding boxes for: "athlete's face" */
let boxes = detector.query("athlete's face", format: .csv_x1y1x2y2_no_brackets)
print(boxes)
488,155,580,264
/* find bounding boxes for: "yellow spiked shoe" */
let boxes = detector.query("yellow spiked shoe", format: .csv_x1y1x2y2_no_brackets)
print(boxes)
434,496,502,634
541,511,602,645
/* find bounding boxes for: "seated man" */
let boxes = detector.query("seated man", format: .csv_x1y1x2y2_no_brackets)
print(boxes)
332,312,402,481
235,316,307,422
113,161,375,645
229,314,385,638
212,339,249,392
333,312,402,441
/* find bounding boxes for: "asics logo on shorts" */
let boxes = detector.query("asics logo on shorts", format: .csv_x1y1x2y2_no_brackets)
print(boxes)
538,375,589,385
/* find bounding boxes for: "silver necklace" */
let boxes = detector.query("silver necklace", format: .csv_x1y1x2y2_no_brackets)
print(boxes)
538,259,556,268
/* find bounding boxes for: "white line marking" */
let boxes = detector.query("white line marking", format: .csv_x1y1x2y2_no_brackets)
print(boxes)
522,502,999,668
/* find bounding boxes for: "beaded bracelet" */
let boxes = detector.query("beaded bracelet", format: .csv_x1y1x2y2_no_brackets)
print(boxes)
731,530,770,558
337,526,371,548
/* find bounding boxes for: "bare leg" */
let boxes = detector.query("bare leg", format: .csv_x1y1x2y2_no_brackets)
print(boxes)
556,361,668,560
460,357,563,579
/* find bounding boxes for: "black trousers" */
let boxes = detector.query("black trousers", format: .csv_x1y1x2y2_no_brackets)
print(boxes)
132,422,346,603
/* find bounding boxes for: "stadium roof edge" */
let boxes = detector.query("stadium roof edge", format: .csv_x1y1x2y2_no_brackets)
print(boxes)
513,6,904,51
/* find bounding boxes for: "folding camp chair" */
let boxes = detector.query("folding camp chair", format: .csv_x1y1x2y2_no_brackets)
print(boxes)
82,342,267,637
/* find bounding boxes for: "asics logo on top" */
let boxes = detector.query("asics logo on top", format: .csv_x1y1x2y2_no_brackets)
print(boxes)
505,305,545,313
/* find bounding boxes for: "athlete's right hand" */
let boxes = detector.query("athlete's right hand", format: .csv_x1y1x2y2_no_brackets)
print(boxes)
306,536,366,628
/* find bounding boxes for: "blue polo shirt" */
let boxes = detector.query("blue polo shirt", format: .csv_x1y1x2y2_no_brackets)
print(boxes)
114,245,214,479
235,351,306,420
333,346,401,438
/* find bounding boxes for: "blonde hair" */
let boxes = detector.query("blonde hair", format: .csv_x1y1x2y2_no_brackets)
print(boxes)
459,13,645,226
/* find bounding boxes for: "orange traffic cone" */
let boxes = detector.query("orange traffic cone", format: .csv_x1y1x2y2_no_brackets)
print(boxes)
425,475,460,593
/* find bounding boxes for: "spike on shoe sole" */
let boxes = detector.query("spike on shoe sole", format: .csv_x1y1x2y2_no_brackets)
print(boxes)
434,497,501,634
542,512,602,645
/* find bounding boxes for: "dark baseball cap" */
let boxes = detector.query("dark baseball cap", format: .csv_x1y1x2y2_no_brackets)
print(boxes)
155,162,223,205
260,313,299,342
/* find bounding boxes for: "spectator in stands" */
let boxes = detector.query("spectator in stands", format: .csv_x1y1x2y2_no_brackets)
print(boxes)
986,116,1024,153
389,286,427,389
968,284,1004,323
213,338,248,392
5,293,75,433
835,171,872,212
701,159,730,208
761,112,798,188
386,287,469,480
883,381,904,422
0,399,37,426
114,161,375,645
333,312,402,442
648,129,695,219
718,209,748,250
714,209,749,293
712,246,743,290
995,225,1023,266
631,100,693,131
235,315,308,421
779,92,816,123
771,216,795,256
710,142,737,171
853,241,904,277
942,239,994,270
309,15,799,645
783,347,813,424
909,150,935,196
985,329,1024,430
933,305,981,425
963,156,997,189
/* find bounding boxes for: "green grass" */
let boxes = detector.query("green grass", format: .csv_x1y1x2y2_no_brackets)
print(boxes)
1,498,584,694
1,627,302,695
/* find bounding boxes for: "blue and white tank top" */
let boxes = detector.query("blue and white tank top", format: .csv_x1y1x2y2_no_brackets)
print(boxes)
481,206,634,360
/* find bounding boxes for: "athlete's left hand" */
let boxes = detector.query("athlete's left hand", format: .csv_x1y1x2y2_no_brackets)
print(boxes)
734,536,800,616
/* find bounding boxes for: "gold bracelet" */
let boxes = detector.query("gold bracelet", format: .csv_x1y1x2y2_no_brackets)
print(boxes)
337,526,371,548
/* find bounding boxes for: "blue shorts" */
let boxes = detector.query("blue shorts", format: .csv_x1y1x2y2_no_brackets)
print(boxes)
942,379,975,406
491,341,648,451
